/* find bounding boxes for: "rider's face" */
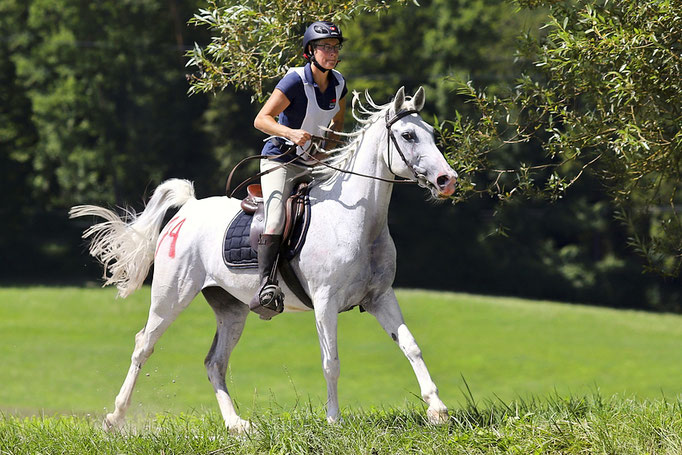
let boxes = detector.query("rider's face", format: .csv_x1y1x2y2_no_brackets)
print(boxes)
312,38,341,70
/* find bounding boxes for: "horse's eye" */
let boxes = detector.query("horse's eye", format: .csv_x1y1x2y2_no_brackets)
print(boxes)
401,132,415,141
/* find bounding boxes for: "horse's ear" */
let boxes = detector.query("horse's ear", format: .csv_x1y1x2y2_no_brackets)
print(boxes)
393,86,405,113
413,86,425,111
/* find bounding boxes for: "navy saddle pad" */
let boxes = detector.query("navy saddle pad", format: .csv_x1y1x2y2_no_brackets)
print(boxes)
222,211,259,268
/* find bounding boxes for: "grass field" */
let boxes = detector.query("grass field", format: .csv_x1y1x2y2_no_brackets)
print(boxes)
3,286,682,453
2,286,682,421
3,397,682,454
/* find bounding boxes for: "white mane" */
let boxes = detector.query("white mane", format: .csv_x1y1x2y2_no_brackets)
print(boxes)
310,90,392,181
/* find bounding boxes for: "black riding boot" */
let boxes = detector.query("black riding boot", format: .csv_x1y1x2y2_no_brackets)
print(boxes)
249,234,284,320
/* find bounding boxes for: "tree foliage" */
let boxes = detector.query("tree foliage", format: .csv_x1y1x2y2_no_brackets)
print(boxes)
0,0,39,259
339,0,545,116
442,0,682,276
10,0,214,207
186,0,418,100
3,0,678,305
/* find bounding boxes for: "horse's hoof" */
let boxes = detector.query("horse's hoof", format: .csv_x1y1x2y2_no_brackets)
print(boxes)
427,407,449,425
326,415,344,424
102,413,120,432
228,418,253,435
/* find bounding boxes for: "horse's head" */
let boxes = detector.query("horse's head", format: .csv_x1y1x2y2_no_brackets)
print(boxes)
385,87,458,199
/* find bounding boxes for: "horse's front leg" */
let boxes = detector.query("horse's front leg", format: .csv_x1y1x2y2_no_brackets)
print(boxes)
366,290,449,424
314,302,341,423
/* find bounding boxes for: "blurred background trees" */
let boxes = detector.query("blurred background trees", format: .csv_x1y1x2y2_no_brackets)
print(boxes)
1,0,679,309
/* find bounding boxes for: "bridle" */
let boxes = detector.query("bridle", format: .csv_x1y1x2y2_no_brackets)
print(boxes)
226,108,426,197
384,108,423,183
305,108,426,185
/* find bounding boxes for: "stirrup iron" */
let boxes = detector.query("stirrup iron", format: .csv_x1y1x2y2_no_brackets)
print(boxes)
259,282,284,313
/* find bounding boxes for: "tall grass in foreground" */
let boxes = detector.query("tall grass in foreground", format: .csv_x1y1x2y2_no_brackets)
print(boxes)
0,395,682,455
2,395,682,454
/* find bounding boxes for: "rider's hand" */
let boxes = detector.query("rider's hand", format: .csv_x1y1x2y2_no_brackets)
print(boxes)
312,151,329,161
288,129,312,147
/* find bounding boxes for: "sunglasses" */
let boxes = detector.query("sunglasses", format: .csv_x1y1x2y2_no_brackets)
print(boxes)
314,43,343,53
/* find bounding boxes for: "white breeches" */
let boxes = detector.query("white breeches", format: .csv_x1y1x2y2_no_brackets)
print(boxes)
260,159,311,235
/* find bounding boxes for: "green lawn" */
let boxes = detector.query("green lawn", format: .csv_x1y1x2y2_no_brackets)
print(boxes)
5,398,682,454
1,287,682,421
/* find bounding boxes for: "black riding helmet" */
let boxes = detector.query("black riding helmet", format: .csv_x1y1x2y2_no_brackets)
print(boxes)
302,21,344,61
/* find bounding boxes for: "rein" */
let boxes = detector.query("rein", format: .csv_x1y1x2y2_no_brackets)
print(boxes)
225,108,421,197
225,146,296,197
303,109,422,185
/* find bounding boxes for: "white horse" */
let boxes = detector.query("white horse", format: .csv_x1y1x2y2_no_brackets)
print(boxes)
70,87,458,433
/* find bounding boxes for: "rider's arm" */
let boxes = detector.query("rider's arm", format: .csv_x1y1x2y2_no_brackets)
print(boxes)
254,89,311,147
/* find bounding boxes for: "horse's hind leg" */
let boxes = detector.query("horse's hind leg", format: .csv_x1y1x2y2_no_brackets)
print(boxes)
202,286,250,433
366,289,449,424
103,276,201,431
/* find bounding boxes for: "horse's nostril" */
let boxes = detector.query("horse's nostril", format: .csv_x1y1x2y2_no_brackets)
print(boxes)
436,175,451,189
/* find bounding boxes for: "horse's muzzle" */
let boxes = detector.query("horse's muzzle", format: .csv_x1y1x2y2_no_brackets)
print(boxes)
435,172,457,197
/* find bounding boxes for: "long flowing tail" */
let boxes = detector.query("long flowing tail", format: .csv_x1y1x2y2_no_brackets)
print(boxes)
69,179,196,298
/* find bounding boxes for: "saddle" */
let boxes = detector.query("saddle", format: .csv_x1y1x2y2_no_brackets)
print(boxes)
240,183,309,255
222,183,313,308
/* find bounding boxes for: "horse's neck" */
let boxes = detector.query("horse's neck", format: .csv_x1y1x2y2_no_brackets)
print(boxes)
318,122,394,239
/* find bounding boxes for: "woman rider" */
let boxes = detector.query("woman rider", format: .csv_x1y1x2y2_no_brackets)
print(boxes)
251,21,348,317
